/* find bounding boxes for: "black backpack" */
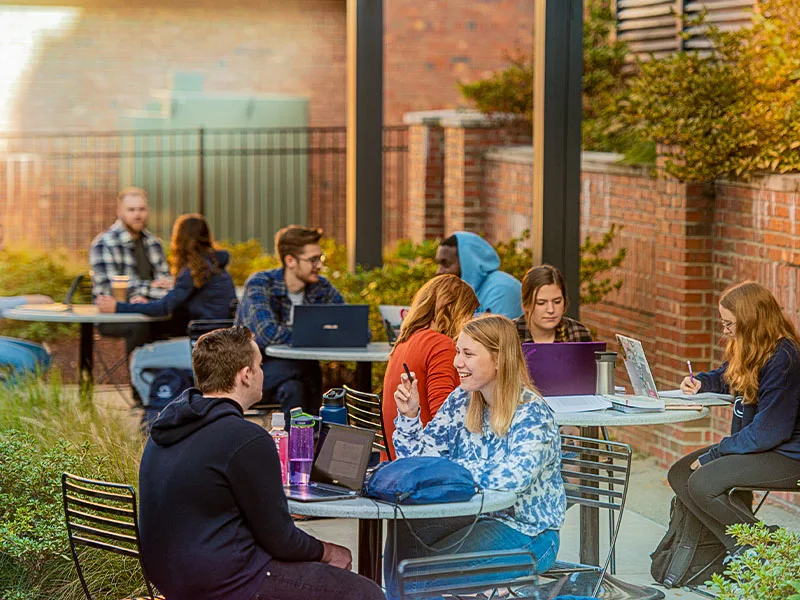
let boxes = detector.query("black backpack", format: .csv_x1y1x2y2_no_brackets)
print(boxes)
650,496,727,588
142,368,195,430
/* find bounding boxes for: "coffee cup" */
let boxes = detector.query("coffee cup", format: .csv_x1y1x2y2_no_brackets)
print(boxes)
111,275,130,302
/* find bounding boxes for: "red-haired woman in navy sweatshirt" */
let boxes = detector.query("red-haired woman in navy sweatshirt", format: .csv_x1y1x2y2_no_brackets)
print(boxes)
669,281,800,554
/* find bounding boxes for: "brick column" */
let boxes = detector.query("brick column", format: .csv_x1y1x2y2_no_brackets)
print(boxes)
441,113,507,234
404,112,445,242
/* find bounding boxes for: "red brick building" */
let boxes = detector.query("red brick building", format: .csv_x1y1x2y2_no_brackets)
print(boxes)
0,0,533,132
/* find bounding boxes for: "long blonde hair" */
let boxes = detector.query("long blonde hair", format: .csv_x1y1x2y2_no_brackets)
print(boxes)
462,315,536,437
392,274,479,350
720,281,800,404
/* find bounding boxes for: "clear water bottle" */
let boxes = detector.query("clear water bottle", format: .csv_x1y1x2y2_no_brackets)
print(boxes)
269,412,289,486
289,407,315,486
320,388,348,426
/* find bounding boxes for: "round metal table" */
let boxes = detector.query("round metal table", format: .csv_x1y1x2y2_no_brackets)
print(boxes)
3,304,167,384
288,490,517,584
555,406,710,567
264,342,392,392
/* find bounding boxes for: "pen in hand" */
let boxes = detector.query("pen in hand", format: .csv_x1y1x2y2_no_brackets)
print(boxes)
403,363,414,384
687,360,695,384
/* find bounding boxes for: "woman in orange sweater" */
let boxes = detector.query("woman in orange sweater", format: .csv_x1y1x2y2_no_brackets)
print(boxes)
382,274,479,458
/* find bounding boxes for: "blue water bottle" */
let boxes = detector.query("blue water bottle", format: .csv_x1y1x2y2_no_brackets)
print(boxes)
320,388,348,425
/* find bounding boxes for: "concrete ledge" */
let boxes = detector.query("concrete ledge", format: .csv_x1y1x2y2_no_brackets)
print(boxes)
404,109,518,129
483,145,652,176
716,173,800,193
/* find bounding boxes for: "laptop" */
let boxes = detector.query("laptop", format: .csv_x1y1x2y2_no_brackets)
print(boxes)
285,423,376,502
615,334,732,406
523,342,607,396
292,305,370,348
379,304,410,344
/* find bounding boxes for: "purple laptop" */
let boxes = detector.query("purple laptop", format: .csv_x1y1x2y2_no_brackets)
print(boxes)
523,342,607,396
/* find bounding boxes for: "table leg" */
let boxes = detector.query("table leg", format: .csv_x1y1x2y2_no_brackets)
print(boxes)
79,323,94,386
358,518,383,584
355,361,373,393
579,425,600,567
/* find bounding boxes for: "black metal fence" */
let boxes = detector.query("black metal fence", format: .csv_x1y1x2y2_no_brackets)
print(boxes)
0,126,408,253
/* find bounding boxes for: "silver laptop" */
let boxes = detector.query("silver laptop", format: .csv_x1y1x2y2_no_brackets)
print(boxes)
285,423,375,502
615,334,731,406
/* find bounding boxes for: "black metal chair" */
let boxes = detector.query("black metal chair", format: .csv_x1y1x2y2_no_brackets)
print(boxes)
542,434,633,598
343,384,388,455
397,549,540,599
61,473,162,600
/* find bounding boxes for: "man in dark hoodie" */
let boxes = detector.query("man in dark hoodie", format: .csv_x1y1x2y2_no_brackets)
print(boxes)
138,326,385,600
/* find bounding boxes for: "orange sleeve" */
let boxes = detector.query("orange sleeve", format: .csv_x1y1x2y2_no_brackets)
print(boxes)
424,336,459,417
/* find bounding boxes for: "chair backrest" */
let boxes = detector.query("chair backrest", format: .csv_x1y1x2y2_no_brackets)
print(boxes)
343,384,387,454
61,473,159,600
397,549,539,599
187,319,235,348
559,434,632,593
65,273,93,305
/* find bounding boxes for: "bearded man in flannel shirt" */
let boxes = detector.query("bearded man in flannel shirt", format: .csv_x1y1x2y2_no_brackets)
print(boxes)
235,225,344,421
89,187,171,354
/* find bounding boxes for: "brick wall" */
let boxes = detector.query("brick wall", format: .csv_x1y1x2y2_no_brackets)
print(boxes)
0,0,534,133
2,0,348,132
405,111,800,509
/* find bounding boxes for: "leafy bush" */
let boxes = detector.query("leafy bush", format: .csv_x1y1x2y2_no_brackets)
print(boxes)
624,0,800,181
0,246,83,341
0,374,144,600
459,0,634,155
710,522,800,599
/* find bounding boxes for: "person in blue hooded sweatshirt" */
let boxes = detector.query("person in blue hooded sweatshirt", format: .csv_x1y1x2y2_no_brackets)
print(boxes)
435,232,522,319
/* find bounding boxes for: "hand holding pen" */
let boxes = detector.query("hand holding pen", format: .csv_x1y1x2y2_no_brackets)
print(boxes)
680,360,702,395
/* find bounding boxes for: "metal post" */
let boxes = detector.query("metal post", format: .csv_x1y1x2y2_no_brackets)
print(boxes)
197,127,205,215
533,0,583,318
346,0,383,271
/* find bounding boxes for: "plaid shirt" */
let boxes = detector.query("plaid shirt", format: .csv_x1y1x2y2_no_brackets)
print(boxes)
89,220,170,299
234,268,344,351
515,314,593,343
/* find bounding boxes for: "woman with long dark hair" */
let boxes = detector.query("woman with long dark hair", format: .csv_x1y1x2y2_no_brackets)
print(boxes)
516,264,592,343
669,281,800,553
97,214,236,334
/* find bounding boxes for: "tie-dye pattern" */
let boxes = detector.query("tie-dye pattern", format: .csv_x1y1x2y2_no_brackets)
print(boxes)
393,386,566,537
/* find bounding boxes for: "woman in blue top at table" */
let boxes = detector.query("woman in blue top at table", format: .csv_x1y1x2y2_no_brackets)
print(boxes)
669,281,800,553
96,214,236,336
386,314,566,599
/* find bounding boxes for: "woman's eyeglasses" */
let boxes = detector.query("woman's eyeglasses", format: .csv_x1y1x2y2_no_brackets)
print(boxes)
721,319,736,333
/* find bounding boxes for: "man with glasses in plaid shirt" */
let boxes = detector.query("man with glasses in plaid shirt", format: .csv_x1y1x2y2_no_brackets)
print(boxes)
90,187,172,353
235,225,344,421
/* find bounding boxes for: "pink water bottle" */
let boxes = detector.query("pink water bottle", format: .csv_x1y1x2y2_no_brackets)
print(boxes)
269,412,289,485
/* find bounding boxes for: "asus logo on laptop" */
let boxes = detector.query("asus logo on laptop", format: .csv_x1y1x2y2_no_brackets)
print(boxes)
322,324,339,330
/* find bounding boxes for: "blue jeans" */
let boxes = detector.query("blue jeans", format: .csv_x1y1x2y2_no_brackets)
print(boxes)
384,516,559,600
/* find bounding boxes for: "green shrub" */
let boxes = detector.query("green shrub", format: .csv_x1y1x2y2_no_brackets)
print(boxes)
0,246,83,342
459,0,633,155
710,522,800,599
0,374,144,600
624,0,800,181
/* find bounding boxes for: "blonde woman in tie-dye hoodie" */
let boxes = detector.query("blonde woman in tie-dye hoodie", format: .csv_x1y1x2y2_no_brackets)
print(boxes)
385,314,566,599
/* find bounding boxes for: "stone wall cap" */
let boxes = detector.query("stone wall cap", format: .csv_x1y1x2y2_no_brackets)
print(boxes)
716,172,800,193
484,146,650,174
404,109,515,128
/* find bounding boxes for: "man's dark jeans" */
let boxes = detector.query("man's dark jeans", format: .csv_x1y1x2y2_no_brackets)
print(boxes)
262,357,323,422
251,559,384,600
